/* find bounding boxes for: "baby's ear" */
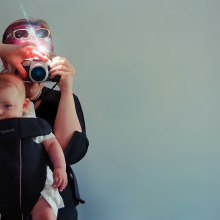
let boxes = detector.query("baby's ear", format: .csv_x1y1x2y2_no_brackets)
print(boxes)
23,98,30,113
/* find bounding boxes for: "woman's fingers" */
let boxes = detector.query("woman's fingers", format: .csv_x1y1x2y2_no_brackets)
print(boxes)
0,43,46,76
49,65,70,74
9,44,48,76
18,42,48,62
32,49,48,62
50,56,71,68
47,56,75,92
15,63,27,78
49,70,70,79
49,57,75,79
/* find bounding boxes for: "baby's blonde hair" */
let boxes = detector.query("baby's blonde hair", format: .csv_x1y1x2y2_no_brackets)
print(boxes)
0,73,25,99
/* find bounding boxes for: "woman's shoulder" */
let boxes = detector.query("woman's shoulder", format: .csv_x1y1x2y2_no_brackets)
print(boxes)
39,86,86,132
42,86,79,97
42,86,82,107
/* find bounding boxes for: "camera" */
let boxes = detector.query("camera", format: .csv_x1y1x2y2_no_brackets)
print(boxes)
15,59,60,83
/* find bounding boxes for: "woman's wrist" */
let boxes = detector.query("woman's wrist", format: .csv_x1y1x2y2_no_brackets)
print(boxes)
60,88,73,96
59,82,73,94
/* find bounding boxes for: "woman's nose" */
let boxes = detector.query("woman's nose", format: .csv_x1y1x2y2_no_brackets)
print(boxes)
28,29,39,39
0,109,3,115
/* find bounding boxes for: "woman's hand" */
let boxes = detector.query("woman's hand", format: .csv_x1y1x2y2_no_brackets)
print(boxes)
49,56,75,93
0,42,48,77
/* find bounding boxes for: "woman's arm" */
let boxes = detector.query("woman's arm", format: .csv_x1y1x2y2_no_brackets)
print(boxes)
49,56,82,150
54,90,82,150
0,42,48,77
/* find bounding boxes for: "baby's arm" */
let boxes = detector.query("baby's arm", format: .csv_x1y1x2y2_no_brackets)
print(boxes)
43,137,67,191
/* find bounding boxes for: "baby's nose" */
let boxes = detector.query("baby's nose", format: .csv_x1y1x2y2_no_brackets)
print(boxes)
0,109,3,115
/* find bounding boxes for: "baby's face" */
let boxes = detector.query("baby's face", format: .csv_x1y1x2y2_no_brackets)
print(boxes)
0,87,25,119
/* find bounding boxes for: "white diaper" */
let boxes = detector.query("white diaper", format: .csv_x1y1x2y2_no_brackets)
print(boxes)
24,102,65,216
40,166,64,217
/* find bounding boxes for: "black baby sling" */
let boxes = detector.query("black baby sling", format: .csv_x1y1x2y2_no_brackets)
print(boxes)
0,117,52,219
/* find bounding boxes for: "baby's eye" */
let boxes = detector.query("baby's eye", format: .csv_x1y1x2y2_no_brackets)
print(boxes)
4,104,11,109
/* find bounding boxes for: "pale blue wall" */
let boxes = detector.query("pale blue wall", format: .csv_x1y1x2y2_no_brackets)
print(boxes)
1,0,220,219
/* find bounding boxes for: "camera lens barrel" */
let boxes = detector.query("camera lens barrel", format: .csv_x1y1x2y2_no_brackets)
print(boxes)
29,60,49,83
19,59,60,83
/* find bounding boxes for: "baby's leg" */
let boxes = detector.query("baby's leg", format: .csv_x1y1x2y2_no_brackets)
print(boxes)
32,196,56,220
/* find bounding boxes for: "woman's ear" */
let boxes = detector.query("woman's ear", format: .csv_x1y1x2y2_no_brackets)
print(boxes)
23,98,30,113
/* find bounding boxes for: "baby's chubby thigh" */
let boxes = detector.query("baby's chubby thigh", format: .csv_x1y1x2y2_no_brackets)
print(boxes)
32,196,56,220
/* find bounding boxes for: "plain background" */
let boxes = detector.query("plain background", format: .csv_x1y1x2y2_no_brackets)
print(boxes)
0,0,220,219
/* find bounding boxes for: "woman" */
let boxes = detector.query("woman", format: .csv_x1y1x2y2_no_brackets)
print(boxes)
0,19,89,220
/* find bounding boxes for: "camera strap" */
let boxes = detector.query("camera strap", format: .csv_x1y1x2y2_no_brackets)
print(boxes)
31,83,58,104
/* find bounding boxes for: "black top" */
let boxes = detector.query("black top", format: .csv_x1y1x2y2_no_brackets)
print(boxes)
35,87,89,207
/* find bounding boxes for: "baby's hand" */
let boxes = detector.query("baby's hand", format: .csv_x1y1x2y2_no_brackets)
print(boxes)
52,168,67,191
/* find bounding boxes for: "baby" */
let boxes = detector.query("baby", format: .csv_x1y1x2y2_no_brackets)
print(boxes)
0,72,67,220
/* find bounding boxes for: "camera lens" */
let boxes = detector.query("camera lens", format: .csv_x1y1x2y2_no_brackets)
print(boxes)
31,67,46,81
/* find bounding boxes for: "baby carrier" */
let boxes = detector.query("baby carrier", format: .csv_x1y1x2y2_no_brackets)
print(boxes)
0,117,52,219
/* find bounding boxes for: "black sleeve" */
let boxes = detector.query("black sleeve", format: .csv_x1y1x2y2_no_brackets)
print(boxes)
64,131,89,165
63,94,89,165
37,88,89,166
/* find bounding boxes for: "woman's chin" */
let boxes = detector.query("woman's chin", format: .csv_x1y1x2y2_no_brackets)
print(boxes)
24,82,44,99
24,82,44,89
24,82,36,88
